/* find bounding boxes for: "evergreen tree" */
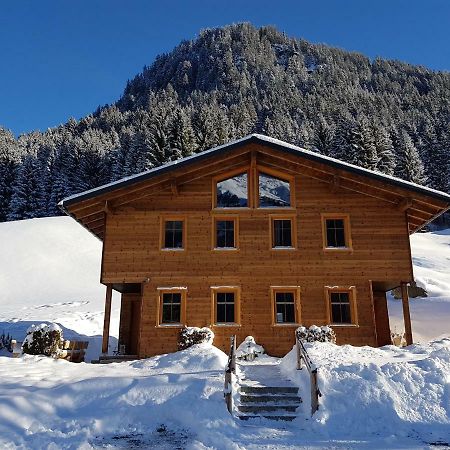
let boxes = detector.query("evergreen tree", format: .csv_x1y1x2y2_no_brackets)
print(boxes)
396,130,427,184
8,154,42,220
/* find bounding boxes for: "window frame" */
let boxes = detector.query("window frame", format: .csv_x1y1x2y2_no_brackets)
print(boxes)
269,214,297,250
211,286,241,327
212,216,239,251
256,166,295,209
324,286,358,326
160,216,187,251
321,213,352,251
212,167,251,210
270,286,301,326
156,287,187,327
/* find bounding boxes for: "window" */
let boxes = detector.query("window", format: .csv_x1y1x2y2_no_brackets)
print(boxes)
270,216,296,249
270,287,301,325
259,172,291,207
216,172,248,208
322,214,352,250
325,287,357,325
157,288,187,326
213,217,238,249
211,287,240,325
161,217,185,250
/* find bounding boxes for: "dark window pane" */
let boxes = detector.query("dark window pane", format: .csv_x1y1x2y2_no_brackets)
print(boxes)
216,220,235,248
164,221,183,248
216,292,235,323
275,292,295,323
330,292,351,324
217,304,226,323
217,173,248,207
259,173,291,207
273,220,292,247
226,304,235,323
325,219,346,247
161,293,182,323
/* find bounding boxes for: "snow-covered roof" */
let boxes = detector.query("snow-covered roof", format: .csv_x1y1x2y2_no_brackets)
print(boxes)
60,134,450,209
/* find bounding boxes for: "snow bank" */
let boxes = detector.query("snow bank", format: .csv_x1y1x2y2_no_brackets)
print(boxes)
281,339,450,446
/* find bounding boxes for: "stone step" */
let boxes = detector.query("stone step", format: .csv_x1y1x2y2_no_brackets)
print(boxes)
237,403,299,414
240,385,299,395
99,355,138,361
239,393,302,404
237,413,297,421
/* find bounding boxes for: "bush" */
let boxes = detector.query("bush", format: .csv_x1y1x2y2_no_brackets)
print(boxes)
296,325,336,343
0,332,13,352
22,323,63,357
178,326,214,350
236,336,264,360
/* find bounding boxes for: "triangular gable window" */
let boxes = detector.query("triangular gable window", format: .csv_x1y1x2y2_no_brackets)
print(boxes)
258,172,291,207
216,172,248,208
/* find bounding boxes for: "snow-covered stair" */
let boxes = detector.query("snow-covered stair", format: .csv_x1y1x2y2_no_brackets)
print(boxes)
236,357,302,421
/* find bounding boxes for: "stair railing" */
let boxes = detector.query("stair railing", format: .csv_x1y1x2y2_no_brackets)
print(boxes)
295,330,322,416
224,335,236,414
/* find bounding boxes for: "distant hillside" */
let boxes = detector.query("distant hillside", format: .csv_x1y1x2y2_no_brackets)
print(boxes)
1,23,450,221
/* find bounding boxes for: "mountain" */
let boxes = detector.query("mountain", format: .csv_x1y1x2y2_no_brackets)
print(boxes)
1,23,450,222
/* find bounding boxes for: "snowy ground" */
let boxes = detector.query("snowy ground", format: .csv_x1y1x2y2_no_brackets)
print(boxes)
0,217,449,448
0,340,449,449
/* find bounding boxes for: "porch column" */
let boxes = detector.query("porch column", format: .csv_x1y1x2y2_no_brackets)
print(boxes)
400,282,413,346
102,284,113,354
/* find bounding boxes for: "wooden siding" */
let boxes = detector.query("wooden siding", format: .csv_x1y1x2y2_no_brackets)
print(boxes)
102,143,414,357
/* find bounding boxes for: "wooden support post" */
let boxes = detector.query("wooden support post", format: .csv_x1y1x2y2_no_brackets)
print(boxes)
400,282,413,346
102,284,113,354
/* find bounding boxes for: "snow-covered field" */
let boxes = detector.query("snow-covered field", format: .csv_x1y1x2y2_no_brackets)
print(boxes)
0,217,120,360
0,217,449,448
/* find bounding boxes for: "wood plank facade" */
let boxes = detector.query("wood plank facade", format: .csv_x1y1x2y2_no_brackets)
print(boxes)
60,135,450,358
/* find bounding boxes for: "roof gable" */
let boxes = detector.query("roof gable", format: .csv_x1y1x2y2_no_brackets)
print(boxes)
60,134,450,240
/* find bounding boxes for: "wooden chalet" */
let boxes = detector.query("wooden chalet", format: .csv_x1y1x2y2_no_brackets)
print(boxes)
59,134,450,358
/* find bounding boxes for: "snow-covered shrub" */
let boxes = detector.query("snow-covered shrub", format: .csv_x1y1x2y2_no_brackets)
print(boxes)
0,332,13,352
22,323,63,357
177,326,214,350
236,336,264,360
296,325,336,344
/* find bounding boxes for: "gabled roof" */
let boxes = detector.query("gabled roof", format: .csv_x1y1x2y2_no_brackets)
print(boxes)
60,134,450,240
61,134,450,206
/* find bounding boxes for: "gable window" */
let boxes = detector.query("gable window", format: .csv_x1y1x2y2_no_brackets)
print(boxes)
270,216,296,249
322,214,352,250
211,287,240,325
270,287,301,325
259,172,291,207
213,217,238,249
161,218,185,250
157,288,187,326
325,287,357,325
216,172,248,208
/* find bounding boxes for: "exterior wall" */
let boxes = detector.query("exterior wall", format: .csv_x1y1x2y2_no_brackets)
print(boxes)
102,146,413,357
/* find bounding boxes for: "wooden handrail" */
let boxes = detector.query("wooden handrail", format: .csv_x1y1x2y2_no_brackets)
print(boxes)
295,331,322,416
224,335,236,414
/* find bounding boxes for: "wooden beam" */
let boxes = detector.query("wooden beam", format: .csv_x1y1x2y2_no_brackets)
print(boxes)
400,282,413,346
331,175,341,193
101,284,113,354
411,206,450,233
170,179,179,196
397,197,413,212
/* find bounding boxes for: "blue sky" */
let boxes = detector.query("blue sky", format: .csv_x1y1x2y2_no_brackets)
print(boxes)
1,0,449,136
